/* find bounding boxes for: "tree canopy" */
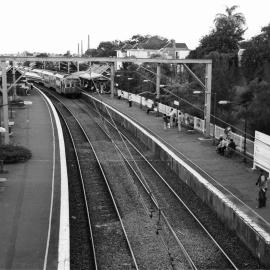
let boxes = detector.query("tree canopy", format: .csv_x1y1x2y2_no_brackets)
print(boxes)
241,24,270,82
190,5,246,57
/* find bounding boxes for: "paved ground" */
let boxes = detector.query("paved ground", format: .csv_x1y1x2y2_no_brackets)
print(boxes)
95,93,270,226
0,90,60,270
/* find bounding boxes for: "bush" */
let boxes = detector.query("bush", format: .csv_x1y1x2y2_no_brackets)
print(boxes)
0,144,32,163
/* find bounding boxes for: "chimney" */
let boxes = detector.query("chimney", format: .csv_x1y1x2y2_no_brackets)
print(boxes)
78,43,80,56
81,40,83,56
88,35,90,50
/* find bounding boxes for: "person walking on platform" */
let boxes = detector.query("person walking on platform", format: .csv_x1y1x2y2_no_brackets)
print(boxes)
256,170,269,208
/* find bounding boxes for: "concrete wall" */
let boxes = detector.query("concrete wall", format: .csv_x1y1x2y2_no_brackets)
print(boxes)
83,93,270,267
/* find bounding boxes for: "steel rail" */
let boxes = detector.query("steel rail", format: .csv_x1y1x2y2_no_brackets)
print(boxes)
90,103,238,270
88,93,270,229
53,103,98,270
40,87,139,270
77,101,197,270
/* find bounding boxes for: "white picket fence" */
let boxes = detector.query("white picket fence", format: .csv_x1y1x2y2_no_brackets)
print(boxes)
117,90,254,156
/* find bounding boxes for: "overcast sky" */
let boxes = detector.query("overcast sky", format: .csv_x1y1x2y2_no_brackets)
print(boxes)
1,0,269,54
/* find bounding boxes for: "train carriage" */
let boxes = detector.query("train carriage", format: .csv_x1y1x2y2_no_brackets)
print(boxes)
31,69,81,98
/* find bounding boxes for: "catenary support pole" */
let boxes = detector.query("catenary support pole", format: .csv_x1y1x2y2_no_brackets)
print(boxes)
110,63,115,98
156,63,161,116
156,63,161,100
1,62,10,144
205,63,212,137
12,63,17,100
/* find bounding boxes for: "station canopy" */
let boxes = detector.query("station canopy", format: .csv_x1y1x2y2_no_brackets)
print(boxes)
0,65,41,82
72,64,110,81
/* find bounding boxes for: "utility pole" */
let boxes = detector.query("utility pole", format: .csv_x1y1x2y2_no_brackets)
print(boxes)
204,63,212,137
110,63,115,98
0,62,10,144
156,63,161,116
156,63,161,100
12,63,17,100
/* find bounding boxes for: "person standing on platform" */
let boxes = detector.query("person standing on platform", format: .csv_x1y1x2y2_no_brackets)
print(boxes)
128,94,132,107
168,109,174,128
177,111,182,132
163,114,168,130
256,170,269,208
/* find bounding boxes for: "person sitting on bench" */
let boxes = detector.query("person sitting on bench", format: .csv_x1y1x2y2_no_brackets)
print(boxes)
226,138,236,157
147,103,155,114
216,136,227,155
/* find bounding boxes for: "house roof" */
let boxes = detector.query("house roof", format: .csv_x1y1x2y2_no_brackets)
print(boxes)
116,37,189,51
164,43,189,50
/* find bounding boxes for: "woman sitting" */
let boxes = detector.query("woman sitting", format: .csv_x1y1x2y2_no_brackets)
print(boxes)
216,136,227,155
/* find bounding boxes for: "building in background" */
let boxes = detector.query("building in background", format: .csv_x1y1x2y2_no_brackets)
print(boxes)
116,37,190,69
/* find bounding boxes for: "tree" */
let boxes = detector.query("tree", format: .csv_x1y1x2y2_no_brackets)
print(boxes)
190,5,246,57
241,24,270,82
237,79,270,135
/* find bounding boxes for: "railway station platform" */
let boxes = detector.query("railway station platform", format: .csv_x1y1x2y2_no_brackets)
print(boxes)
87,92,270,265
0,89,63,269
94,93,269,220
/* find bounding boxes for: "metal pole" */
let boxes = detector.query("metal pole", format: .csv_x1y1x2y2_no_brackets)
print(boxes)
243,105,247,163
12,63,17,100
212,92,216,145
156,64,161,116
110,63,115,98
156,63,161,100
205,63,212,137
1,62,10,144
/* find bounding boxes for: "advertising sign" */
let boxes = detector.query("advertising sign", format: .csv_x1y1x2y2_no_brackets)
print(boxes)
254,131,270,173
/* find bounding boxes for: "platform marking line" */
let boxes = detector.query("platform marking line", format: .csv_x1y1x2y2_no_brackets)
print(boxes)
38,90,56,270
37,88,70,270
88,94,270,242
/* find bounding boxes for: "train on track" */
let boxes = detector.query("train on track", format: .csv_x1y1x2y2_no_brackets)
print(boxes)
32,69,81,98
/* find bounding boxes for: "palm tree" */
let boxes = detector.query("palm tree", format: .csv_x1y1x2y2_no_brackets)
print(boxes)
214,5,246,37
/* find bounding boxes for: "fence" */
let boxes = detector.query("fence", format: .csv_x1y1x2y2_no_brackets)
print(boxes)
117,89,255,157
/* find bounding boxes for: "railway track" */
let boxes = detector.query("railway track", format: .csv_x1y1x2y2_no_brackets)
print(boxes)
74,96,240,270
42,89,138,269
39,86,261,269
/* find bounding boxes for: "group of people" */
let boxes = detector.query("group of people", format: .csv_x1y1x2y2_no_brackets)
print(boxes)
216,136,236,157
216,126,236,157
163,109,185,131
